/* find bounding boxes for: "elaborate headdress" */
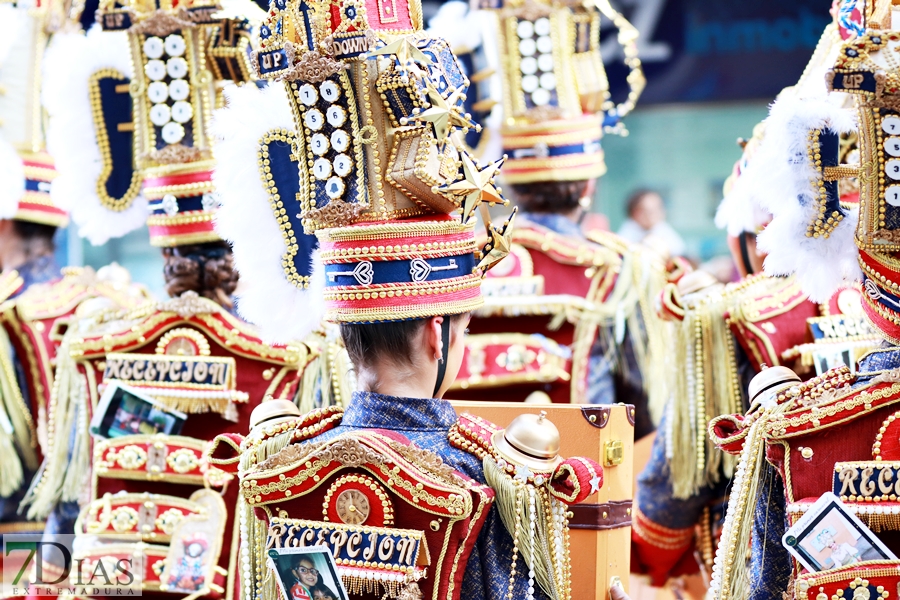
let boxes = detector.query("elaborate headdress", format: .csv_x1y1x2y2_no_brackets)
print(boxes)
736,2,900,342
0,1,68,228
71,0,261,247
214,0,514,341
464,0,644,183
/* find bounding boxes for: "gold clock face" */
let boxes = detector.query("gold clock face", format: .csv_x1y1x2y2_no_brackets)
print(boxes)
335,489,370,525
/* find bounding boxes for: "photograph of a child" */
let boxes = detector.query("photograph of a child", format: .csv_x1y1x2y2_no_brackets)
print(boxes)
268,545,347,600
783,493,895,572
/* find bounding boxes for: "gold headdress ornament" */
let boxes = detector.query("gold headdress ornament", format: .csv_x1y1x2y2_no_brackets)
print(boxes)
0,1,69,227
463,0,644,182
213,0,518,336
93,0,257,246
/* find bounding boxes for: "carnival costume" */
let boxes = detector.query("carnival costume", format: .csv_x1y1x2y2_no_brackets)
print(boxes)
209,1,607,597
629,11,886,587
699,3,900,600
14,0,349,595
0,0,161,543
425,1,663,427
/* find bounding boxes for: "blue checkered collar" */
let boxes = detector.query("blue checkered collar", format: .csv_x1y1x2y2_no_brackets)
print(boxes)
518,211,584,239
858,344,900,375
17,254,60,296
341,391,459,431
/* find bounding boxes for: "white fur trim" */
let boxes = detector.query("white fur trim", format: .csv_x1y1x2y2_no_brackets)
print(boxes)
212,83,325,344
42,26,147,244
744,95,861,302
0,5,25,219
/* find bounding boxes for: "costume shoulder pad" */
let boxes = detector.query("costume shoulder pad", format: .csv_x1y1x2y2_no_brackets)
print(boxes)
0,270,23,306
15,265,150,322
238,428,493,600
513,222,621,269
209,404,344,475
450,411,603,505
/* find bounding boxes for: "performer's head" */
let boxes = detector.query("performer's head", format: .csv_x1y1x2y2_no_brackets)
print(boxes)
626,189,666,232
0,219,57,272
341,313,470,399
509,178,595,221
161,241,238,308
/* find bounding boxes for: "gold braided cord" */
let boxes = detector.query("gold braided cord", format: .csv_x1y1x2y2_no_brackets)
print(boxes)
709,403,790,600
484,458,567,600
24,330,93,518
590,0,645,122
666,276,775,499
0,326,36,497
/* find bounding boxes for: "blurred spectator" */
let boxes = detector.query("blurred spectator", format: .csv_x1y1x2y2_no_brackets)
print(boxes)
618,188,686,257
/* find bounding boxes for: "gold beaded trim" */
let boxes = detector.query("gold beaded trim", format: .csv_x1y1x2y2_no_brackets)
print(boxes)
257,128,311,290
317,218,475,243
88,68,143,212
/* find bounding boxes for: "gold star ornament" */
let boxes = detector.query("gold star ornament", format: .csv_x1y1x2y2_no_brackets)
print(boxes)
407,85,477,148
367,36,433,68
477,207,517,274
436,150,505,223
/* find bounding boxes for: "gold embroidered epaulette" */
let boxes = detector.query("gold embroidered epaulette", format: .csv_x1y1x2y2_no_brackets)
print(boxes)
0,265,151,462
70,292,304,367
513,223,622,271
725,275,818,371
15,266,150,322
0,270,23,306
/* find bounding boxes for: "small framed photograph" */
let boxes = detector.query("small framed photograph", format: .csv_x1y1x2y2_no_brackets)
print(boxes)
90,381,187,439
783,492,896,572
267,545,348,600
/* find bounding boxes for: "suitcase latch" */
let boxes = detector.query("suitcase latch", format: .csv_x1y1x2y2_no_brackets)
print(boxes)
604,440,624,466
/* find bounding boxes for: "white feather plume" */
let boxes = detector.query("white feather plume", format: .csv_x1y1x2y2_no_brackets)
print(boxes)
714,124,771,237
745,95,860,302
0,4,25,220
428,1,481,52
42,26,148,244
212,83,325,344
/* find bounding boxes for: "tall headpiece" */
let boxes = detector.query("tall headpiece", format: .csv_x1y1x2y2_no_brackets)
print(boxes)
469,0,644,183
214,0,513,340
89,0,258,247
0,1,69,228
737,2,900,344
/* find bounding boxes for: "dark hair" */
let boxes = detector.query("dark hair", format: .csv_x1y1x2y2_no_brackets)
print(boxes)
311,584,338,600
625,188,661,218
509,180,588,214
162,241,238,306
340,314,464,370
12,220,57,244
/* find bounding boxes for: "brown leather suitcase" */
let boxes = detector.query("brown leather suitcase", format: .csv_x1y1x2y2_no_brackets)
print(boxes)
450,401,635,598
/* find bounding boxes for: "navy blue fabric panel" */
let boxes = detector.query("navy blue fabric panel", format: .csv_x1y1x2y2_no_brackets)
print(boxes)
748,463,791,600
818,128,845,221
24,179,47,192
97,75,137,201
79,0,100,30
267,136,317,278
149,194,204,215
324,253,476,287
505,140,602,157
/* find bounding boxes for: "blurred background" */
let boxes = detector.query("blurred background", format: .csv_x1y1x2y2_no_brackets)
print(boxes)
62,0,828,297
